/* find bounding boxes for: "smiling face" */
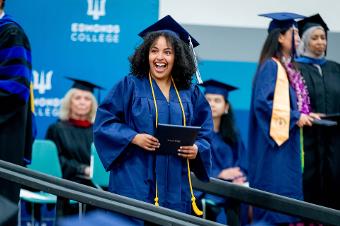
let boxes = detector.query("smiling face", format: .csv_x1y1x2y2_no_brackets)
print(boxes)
148,35,175,81
308,28,327,57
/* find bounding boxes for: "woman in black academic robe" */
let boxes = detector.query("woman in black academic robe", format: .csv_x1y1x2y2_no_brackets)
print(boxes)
296,14,340,210
45,78,99,217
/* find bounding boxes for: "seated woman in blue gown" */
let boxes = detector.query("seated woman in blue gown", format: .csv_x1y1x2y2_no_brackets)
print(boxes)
93,15,213,223
199,79,248,224
248,12,319,225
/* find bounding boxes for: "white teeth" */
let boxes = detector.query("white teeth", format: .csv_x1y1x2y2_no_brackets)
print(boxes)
155,63,166,67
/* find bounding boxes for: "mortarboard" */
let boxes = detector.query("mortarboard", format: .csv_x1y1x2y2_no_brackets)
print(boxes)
259,12,305,33
200,79,238,100
138,15,203,83
0,195,18,225
138,15,199,47
297,14,329,37
65,76,104,93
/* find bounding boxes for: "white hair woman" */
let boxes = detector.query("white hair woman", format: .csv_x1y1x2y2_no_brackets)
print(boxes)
45,77,101,217
296,14,340,211
59,88,98,123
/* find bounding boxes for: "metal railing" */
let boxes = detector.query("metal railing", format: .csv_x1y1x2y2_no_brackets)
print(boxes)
1,159,340,225
192,176,340,225
0,160,222,226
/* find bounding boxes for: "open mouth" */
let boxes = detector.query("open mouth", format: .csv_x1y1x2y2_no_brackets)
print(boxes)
154,62,167,72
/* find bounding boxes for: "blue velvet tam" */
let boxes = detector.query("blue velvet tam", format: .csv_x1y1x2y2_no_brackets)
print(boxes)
259,12,305,33
138,15,199,47
200,79,238,100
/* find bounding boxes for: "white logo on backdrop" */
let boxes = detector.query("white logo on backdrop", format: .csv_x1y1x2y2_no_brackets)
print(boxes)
33,70,53,94
69,0,120,44
87,0,106,20
33,70,62,117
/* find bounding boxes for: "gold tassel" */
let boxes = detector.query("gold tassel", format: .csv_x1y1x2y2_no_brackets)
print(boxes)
191,197,203,216
154,197,159,206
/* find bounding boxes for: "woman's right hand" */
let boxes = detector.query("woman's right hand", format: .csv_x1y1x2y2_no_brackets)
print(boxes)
132,133,160,151
297,113,313,127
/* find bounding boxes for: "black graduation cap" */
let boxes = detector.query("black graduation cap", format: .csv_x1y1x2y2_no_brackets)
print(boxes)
138,15,199,48
65,76,104,93
297,14,329,37
0,195,18,225
200,79,238,100
259,12,306,33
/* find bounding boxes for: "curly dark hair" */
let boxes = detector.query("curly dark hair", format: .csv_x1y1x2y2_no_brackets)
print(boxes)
129,31,197,89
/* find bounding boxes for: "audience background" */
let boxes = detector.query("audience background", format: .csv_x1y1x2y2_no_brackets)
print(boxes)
6,0,340,147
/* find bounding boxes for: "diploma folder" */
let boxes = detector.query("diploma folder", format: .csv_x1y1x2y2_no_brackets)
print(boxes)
312,119,337,126
321,113,340,122
155,123,201,155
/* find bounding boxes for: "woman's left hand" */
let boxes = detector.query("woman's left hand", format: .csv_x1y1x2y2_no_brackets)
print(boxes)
178,144,198,159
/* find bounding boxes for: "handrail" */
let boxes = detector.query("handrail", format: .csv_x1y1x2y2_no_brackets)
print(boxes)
0,160,222,226
2,159,340,225
192,175,340,225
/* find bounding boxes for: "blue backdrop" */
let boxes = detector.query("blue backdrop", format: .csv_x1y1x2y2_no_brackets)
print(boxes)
199,60,256,146
6,0,159,138
6,1,254,147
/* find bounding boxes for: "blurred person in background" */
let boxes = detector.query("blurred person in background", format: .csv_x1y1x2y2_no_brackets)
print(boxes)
0,0,35,224
199,79,248,224
248,12,319,225
46,77,101,217
296,14,340,210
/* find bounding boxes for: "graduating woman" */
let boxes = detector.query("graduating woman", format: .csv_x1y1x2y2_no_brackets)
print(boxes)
199,79,248,224
248,12,318,224
46,77,100,216
93,15,213,221
296,14,340,210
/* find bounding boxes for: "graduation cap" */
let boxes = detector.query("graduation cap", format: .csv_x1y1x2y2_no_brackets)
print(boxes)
66,76,104,102
259,12,305,33
138,15,203,83
66,76,104,93
297,14,329,37
200,79,238,100
138,15,199,47
0,195,18,225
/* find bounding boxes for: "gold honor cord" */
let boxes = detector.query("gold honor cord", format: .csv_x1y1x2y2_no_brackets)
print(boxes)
148,73,203,216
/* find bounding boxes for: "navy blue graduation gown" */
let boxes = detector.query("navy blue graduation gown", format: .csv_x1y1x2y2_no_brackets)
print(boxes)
94,75,213,214
248,59,303,224
204,132,247,204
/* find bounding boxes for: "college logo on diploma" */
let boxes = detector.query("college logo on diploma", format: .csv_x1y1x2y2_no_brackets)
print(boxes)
87,0,106,20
